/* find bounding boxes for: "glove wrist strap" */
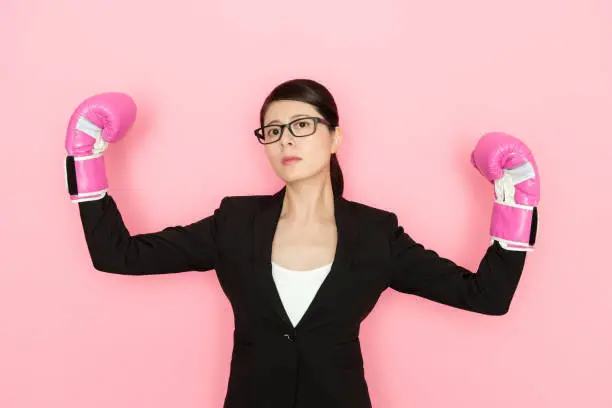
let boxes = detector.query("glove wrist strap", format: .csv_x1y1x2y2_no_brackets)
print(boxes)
65,154,108,202
490,201,538,251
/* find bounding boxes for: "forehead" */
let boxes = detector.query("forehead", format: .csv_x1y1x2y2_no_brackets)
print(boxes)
263,100,319,124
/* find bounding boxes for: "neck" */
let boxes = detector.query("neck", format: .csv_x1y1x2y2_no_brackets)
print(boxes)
281,177,336,224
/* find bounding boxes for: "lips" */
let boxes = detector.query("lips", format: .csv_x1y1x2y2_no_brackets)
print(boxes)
282,156,302,165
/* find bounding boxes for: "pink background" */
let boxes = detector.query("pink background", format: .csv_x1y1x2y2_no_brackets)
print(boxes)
2,0,611,407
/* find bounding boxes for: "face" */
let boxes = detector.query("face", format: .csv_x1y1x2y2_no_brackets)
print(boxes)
261,100,341,185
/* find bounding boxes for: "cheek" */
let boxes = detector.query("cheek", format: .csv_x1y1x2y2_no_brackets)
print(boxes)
309,134,333,158
295,139,332,173
264,145,279,160
264,145,283,170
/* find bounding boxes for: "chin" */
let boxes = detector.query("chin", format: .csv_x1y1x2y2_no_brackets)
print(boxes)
276,169,309,184
273,161,325,185
280,173,305,185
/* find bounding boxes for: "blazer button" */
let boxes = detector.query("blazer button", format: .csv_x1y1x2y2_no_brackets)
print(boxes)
283,333,294,341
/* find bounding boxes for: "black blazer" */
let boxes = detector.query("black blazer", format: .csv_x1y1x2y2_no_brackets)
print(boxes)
77,187,527,408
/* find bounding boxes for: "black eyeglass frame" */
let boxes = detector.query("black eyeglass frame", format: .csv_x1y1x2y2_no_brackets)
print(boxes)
254,116,333,145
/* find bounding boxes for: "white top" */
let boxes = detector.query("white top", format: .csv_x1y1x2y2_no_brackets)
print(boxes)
271,261,333,327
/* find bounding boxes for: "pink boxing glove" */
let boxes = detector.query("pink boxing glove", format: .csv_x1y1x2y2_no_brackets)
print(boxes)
471,132,540,251
64,92,137,202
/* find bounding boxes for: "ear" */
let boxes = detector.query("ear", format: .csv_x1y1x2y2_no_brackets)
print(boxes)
331,126,343,154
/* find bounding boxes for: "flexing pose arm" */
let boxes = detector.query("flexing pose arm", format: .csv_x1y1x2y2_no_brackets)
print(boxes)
388,133,539,315
65,93,226,275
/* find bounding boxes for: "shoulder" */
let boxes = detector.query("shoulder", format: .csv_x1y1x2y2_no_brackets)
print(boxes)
215,192,277,217
341,195,395,217
219,193,273,208
340,197,400,230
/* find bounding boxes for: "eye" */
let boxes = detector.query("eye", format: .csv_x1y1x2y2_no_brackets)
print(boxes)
266,127,280,137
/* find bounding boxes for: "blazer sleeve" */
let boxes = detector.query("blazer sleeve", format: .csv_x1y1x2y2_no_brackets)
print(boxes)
386,214,527,315
77,194,228,275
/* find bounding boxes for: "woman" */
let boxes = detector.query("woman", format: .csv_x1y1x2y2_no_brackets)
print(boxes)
64,79,540,408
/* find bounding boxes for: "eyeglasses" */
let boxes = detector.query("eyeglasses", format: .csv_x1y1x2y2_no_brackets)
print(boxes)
254,116,332,145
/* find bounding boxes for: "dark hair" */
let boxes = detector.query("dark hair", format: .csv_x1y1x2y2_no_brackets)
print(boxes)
259,78,344,198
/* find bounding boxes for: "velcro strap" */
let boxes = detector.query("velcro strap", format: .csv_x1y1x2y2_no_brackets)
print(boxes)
490,202,534,246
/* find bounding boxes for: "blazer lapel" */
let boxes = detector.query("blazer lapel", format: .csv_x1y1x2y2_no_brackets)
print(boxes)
252,187,293,331
252,186,359,333
294,195,358,331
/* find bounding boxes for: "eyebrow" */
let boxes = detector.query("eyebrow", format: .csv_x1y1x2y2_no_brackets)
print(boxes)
265,114,310,126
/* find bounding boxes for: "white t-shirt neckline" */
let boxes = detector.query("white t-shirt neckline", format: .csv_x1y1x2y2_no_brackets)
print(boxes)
271,261,333,327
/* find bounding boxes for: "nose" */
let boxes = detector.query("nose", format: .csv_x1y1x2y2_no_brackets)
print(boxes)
279,126,295,146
